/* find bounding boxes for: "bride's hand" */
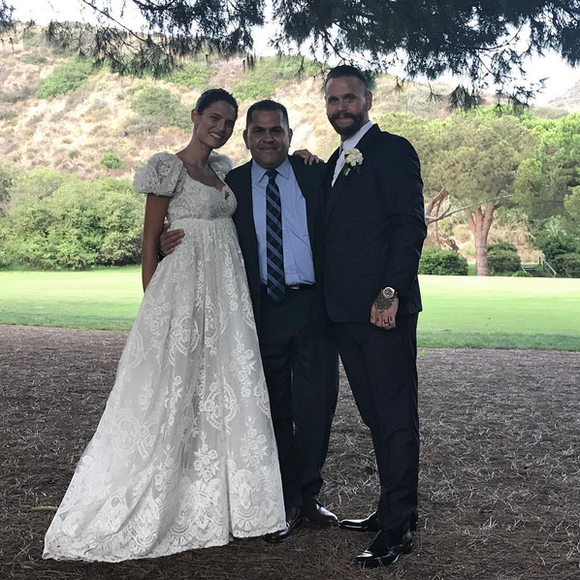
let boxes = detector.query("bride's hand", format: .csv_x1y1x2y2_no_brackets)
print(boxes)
292,149,322,165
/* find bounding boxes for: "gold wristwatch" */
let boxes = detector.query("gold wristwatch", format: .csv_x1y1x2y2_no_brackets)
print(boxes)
381,287,398,300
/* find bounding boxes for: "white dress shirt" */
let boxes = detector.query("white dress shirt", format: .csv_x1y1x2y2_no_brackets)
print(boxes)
331,120,373,186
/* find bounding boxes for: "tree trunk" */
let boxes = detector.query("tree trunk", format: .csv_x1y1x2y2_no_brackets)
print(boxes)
465,202,496,276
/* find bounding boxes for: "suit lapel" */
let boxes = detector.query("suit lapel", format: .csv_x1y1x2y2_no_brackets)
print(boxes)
325,125,381,222
231,161,260,272
289,156,318,244
324,147,341,222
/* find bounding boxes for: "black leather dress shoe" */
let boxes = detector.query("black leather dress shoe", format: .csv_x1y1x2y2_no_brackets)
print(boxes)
301,501,339,527
340,510,418,532
355,529,413,568
265,506,302,543
339,511,379,532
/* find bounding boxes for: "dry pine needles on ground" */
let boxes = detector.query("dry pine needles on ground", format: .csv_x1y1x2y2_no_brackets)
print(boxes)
1,326,579,580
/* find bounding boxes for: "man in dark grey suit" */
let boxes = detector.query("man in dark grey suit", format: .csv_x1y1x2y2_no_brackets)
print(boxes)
323,65,427,567
161,100,339,542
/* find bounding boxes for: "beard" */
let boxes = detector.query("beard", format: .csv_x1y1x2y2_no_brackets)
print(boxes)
329,111,366,137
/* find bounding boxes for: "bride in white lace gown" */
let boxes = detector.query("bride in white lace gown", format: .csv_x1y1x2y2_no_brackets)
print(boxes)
43,89,285,562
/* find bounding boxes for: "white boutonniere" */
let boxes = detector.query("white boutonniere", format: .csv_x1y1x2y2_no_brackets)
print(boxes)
342,148,364,176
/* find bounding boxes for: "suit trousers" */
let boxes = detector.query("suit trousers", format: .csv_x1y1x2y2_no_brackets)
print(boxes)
259,286,338,508
334,314,419,532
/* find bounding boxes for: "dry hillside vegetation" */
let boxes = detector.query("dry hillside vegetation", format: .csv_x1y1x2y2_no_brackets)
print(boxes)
1,40,464,180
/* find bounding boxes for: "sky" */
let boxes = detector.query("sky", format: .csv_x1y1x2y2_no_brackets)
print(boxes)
12,0,580,106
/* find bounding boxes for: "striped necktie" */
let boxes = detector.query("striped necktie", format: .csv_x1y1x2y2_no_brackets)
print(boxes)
266,168,286,303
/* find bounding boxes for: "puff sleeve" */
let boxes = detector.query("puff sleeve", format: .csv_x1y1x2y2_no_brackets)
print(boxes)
208,152,233,180
133,152,185,197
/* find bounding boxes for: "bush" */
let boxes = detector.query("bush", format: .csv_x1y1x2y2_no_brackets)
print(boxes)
487,245,521,275
122,114,161,136
536,232,578,264
35,57,94,99
3,176,144,269
101,149,125,170
232,55,321,102
488,241,518,254
232,78,276,101
9,168,76,208
169,60,213,90
419,247,469,275
0,220,11,269
0,86,36,103
129,84,191,131
23,55,48,66
512,270,532,277
553,253,580,278
0,110,18,121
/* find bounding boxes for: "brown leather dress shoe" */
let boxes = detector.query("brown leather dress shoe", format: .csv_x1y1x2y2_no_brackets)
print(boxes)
264,506,303,543
301,501,339,526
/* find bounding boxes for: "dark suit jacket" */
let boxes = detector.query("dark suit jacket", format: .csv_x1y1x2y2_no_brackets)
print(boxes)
226,156,327,328
324,124,427,322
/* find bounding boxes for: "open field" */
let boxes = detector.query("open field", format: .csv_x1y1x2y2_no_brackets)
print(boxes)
1,269,579,349
1,325,579,579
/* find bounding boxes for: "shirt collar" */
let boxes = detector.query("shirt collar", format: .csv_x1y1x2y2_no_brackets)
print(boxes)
251,156,292,183
341,120,373,152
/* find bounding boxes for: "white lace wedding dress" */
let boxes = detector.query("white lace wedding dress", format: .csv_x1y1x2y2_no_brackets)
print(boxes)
43,152,285,562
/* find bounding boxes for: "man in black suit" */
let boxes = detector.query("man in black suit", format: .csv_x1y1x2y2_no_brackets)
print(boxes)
161,100,339,542
323,65,427,567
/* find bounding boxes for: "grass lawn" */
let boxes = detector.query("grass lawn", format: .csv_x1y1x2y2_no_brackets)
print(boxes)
1,268,579,350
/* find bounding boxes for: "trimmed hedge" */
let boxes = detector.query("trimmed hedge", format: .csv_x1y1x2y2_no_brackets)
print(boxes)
487,244,521,275
419,247,468,276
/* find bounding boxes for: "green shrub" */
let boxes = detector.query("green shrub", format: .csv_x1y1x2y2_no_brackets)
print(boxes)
553,253,580,278
0,110,18,121
129,84,191,131
232,55,321,102
419,247,468,275
0,242,11,269
169,60,213,90
0,164,17,217
101,149,125,170
488,241,518,254
512,270,532,277
35,57,94,99
0,86,35,103
122,114,162,136
68,150,79,159
488,246,521,275
536,232,578,263
9,167,74,208
3,176,144,269
23,55,48,66
232,78,276,101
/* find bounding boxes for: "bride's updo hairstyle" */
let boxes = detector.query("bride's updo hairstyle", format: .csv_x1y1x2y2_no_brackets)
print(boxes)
195,88,238,118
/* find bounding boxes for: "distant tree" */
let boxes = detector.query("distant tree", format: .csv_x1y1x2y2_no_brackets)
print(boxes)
514,114,580,222
428,114,535,275
3,1,580,107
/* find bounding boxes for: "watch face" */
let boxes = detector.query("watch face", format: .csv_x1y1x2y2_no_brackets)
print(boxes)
383,287,395,298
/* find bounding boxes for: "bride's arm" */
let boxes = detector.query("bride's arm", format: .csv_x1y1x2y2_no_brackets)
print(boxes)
142,194,171,292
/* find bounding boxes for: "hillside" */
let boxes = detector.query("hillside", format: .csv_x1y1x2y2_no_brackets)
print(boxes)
0,36,473,181
3,33,575,266
550,78,580,112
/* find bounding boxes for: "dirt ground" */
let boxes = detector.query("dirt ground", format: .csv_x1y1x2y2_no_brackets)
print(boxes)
1,325,579,580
